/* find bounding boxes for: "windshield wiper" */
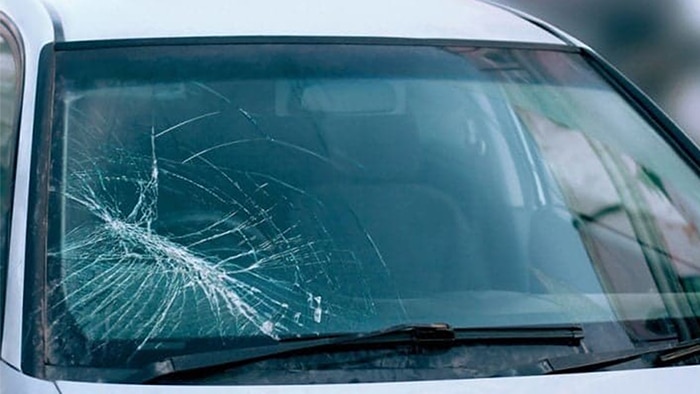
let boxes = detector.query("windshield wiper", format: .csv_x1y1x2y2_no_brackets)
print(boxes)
494,337,700,377
132,323,583,384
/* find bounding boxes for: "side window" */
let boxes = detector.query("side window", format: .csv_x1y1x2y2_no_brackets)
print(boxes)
0,22,23,332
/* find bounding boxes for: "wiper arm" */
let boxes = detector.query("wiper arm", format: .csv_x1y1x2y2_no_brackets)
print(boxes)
495,337,700,377
132,323,583,384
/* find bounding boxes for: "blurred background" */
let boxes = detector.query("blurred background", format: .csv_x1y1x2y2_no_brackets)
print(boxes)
493,0,700,142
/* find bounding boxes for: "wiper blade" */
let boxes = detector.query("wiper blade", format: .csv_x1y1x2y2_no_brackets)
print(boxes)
658,339,700,365
132,323,583,384
495,337,700,377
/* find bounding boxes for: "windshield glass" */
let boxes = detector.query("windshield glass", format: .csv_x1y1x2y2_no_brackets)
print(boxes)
37,43,700,382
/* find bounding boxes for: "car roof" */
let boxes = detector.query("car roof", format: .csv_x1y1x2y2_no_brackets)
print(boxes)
34,0,566,45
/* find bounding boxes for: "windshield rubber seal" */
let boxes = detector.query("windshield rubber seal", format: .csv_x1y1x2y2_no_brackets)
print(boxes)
21,42,56,380
51,36,579,53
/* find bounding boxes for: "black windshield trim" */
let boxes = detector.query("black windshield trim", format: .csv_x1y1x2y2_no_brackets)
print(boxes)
53,36,579,53
22,43,56,380
495,336,700,377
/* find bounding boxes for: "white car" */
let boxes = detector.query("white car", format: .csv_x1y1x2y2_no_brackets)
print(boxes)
2,0,700,393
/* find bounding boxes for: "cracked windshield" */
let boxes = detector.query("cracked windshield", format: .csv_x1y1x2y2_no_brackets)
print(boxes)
43,44,700,376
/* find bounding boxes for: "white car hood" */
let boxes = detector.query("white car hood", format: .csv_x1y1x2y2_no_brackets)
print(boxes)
56,365,700,394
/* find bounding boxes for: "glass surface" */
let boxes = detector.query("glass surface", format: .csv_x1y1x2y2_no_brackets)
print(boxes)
41,44,700,380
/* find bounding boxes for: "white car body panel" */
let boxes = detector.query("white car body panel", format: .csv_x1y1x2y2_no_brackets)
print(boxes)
1,361,59,393
38,0,563,44
55,365,700,394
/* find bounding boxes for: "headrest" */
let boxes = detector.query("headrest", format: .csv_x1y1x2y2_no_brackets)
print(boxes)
319,115,421,180
300,81,399,114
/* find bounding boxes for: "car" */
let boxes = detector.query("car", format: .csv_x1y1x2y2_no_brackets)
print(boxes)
3,0,700,392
